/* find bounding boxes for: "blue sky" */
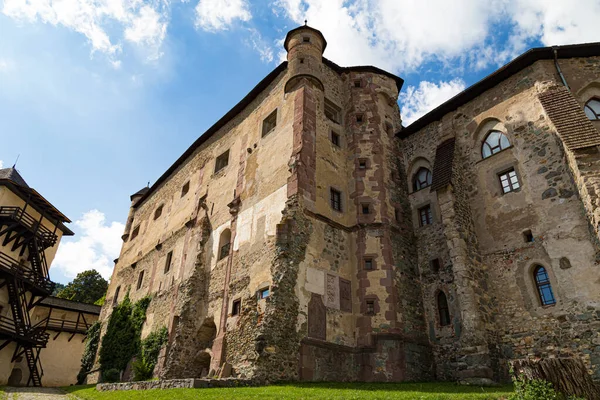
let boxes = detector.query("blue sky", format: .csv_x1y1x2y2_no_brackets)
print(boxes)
1,0,598,284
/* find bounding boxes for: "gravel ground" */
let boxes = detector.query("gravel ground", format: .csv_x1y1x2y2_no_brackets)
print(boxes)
3,387,72,400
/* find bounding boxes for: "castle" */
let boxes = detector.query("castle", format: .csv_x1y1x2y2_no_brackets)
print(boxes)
96,25,600,383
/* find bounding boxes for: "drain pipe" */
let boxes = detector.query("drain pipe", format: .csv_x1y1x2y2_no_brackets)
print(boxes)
553,47,570,91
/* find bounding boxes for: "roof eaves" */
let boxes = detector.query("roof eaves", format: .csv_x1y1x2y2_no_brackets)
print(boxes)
323,58,404,91
398,41,600,139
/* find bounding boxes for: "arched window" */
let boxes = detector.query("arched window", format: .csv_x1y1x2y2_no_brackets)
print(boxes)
413,167,432,191
218,229,231,261
482,130,510,159
437,291,451,326
584,98,600,120
533,265,556,306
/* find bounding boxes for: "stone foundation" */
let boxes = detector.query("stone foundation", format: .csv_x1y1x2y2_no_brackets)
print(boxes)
97,378,255,391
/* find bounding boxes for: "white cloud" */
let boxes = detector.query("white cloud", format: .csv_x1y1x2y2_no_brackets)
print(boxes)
52,210,124,281
273,0,600,73
400,79,466,125
194,0,251,32
0,160,3,168
247,29,274,63
2,0,170,62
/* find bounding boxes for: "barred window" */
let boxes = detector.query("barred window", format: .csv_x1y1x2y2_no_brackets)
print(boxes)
366,300,375,315
330,188,342,212
218,229,231,261
482,130,510,159
419,205,432,226
499,168,520,194
215,150,229,173
534,265,556,306
232,299,241,316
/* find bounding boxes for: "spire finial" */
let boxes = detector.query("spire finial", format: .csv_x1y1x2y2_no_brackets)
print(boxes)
304,19,307,26
147,181,150,188
12,154,20,169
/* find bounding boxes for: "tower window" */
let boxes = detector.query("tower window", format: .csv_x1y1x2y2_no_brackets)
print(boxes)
413,167,432,191
181,181,190,197
534,265,556,306
330,188,342,212
430,258,441,273
259,287,270,299
164,251,173,273
499,168,520,194
215,150,229,173
131,225,140,240
366,300,375,315
523,229,534,243
358,159,367,169
232,299,241,316
361,204,370,214
482,130,510,159
154,205,163,220
299,58,305,64
331,131,340,147
262,109,277,137
112,286,121,306
356,114,364,123
419,205,433,226
394,208,400,222
354,80,361,88
437,291,451,326
324,98,341,124
303,36,310,43
218,229,231,261
584,98,600,120
364,258,373,270
136,270,145,290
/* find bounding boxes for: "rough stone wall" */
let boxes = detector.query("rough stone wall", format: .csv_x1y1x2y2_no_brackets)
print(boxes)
401,57,600,382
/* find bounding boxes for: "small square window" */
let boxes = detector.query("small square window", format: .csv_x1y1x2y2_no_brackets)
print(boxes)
303,36,310,43
499,168,520,194
394,208,400,222
131,262,137,269
232,299,241,316
358,159,367,169
324,98,341,124
366,300,375,315
364,258,373,270
215,150,230,173
330,188,342,212
361,204,370,214
299,58,305,64
331,131,340,147
136,270,145,290
430,258,441,273
262,109,277,137
354,80,361,88
164,251,173,274
131,225,140,240
356,114,364,123
419,205,433,226
181,181,190,197
523,229,534,243
259,287,270,299
154,205,163,220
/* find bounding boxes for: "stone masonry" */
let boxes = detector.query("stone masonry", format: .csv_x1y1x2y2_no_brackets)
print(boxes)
93,27,600,384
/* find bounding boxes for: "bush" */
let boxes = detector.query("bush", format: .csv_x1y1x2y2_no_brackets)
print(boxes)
132,358,154,381
509,373,559,400
77,321,102,384
102,368,121,383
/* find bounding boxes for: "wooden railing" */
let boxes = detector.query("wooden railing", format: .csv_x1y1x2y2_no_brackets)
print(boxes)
0,206,57,247
0,315,49,346
0,251,54,294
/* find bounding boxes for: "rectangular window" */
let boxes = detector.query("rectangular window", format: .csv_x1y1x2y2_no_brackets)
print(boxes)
364,258,373,270
523,229,534,243
354,79,361,88
164,251,173,274
358,159,367,169
419,205,433,226
324,98,341,124
430,258,441,273
356,114,364,123
361,204,370,214
394,208,400,222
112,286,121,306
232,299,241,316
259,287,270,299
331,131,340,147
131,225,140,240
303,36,310,43
330,188,342,212
366,300,375,315
215,150,229,173
136,270,145,290
499,168,520,194
262,109,277,137
219,242,230,261
181,181,190,197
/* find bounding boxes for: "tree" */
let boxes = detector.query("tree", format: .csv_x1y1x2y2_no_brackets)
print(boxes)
51,282,66,296
57,270,108,304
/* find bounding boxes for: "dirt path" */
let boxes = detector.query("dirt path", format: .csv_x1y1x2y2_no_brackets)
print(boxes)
3,387,72,400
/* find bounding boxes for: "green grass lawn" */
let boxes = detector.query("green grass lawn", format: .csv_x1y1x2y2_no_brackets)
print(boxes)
64,382,514,400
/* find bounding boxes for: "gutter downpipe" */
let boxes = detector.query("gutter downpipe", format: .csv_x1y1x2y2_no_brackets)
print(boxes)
553,47,570,91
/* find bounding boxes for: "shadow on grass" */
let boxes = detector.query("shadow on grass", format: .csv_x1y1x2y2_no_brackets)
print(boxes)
270,382,513,394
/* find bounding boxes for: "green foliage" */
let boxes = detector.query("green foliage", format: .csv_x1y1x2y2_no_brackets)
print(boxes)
56,269,108,304
94,294,106,306
98,293,151,375
77,321,102,384
132,327,168,381
509,373,559,400
102,368,120,383
52,282,66,296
